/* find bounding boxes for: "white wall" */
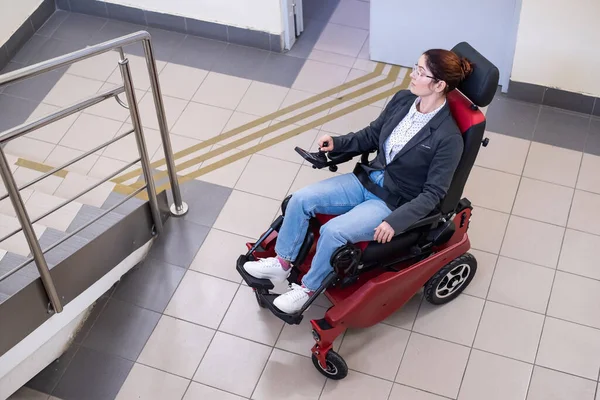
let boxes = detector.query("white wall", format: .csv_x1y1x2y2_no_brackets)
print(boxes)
106,0,284,34
511,0,600,96
0,0,43,47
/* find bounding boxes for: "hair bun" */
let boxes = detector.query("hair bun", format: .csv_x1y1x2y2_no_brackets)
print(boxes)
460,57,474,79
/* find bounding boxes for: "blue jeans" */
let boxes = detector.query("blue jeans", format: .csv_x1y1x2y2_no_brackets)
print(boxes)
275,170,391,291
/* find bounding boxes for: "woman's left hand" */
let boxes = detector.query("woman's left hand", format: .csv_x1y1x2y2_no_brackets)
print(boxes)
374,221,395,243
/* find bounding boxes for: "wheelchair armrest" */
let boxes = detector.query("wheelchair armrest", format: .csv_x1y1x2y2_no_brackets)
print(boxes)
404,212,443,232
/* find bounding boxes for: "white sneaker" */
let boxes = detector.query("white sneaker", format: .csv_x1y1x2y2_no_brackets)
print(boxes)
273,283,312,314
243,257,290,282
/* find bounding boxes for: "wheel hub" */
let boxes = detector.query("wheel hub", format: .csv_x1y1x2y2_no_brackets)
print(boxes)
435,263,470,298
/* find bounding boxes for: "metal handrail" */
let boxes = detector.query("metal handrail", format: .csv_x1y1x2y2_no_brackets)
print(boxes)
0,31,188,314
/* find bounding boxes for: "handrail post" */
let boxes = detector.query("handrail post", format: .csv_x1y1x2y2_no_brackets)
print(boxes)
141,38,189,217
118,56,164,235
0,148,63,313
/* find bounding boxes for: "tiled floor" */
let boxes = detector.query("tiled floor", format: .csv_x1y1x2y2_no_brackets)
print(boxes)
3,0,600,399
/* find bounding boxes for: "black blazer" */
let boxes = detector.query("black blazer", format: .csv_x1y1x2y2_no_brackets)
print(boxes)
332,90,464,234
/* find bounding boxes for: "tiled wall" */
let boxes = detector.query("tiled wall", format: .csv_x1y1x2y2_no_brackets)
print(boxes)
0,0,55,71
56,0,285,52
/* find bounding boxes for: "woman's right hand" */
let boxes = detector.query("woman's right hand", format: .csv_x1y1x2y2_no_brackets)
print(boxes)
318,135,334,152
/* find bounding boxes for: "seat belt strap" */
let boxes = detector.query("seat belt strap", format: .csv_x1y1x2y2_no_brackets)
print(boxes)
353,164,403,209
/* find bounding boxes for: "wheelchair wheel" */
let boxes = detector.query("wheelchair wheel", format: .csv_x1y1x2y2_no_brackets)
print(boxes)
424,253,477,305
312,350,348,380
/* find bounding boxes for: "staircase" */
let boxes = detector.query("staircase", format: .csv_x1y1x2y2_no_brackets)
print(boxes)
0,31,187,399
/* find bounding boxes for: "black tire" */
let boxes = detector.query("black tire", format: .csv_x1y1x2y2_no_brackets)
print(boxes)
311,351,348,380
424,253,477,305
254,289,267,308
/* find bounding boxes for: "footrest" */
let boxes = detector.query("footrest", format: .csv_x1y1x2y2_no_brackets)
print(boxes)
260,293,304,325
236,254,274,290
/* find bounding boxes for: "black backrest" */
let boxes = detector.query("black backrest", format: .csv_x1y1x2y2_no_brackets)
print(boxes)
438,42,499,215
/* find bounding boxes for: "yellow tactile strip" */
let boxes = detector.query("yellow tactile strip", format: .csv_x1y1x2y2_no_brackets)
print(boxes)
10,62,411,201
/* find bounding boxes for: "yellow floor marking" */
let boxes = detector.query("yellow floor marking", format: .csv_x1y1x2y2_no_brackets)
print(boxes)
15,158,68,178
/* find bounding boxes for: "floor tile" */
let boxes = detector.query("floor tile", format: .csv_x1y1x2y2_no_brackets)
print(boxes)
500,215,565,268
475,131,530,175
487,257,554,314
178,180,232,227
533,107,590,151
338,323,410,380
413,294,484,346
458,349,532,400
52,13,107,44
54,174,115,208
25,103,80,145
389,384,447,400
213,190,281,239
273,88,333,126
522,141,582,187
548,271,600,329
462,249,497,299
25,191,82,231
276,305,340,357
194,332,271,398
116,363,189,400
112,257,185,313
216,111,267,151
183,383,246,400
286,17,329,59
253,53,307,87
466,208,509,256
308,48,356,68
65,204,123,241
0,94,39,133
192,72,251,110
52,346,133,400
82,298,160,361
189,228,248,283
330,0,370,29
43,74,104,108
321,103,382,135
485,97,540,139
172,101,233,141
474,301,543,363
527,366,597,400
252,348,326,400
512,177,574,226
4,65,67,103
258,127,320,165
396,333,470,398
5,136,57,164
235,154,301,200
220,285,285,345
210,45,269,82
292,59,351,93
158,63,208,100
314,23,368,57
37,11,69,37
129,92,185,132
463,166,520,213
103,124,162,163
577,153,600,194
170,35,227,71
44,145,98,176
148,218,210,268
59,113,123,152
164,270,239,329
25,342,79,395
151,133,205,176
195,144,252,188
536,317,600,380
321,370,392,400
568,190,600,235
558,228,600,280
382,291,423,330
67,50,119,82
236,81,289,117
137,315,214,379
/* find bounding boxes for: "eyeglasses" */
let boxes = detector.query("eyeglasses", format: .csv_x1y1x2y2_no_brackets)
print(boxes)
412,64,437,81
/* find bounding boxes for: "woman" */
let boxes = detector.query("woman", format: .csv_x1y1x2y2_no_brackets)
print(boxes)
244,49,473,314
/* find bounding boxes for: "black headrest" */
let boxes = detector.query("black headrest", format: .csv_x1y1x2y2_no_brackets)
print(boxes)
451,42,499,108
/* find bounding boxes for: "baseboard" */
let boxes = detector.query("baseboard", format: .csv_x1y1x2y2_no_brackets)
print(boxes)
55,0,285,52
0,0,55,71
507,79,600,117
